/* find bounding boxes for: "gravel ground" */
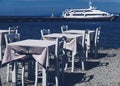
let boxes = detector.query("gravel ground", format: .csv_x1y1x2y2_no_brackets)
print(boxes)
75,48,120,86
0,48,120,86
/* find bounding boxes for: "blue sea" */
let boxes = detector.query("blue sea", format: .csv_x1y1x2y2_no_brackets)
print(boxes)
0,17,120,49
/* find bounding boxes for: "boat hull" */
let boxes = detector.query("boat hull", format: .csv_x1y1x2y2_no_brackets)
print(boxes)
62,16,117,21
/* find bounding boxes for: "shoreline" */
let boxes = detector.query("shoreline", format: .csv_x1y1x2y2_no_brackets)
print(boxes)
0,16,119,22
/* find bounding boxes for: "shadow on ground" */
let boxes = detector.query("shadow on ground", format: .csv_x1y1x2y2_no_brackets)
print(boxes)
22,71,85,86
85,52,110,70
106,54,116,58
82,75,94,83
85,61,100,70
64,72,85,86
89,52,108,59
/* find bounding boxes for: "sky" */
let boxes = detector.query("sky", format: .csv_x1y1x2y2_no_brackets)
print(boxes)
0,0,119,16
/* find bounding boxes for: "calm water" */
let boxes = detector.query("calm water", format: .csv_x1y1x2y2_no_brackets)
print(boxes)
0,17,120,49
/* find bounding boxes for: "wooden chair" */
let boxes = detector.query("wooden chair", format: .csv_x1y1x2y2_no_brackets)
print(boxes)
4,32,20,82
4,31,28,86
8,26,18,34
34,37,66,86
80,29,89,70
93,27,101,58
40,29,51,39
89,27,101,58
61,25,68,33
64,30,89,71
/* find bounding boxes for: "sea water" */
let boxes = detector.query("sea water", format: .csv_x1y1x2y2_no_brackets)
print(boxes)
0,17,120,49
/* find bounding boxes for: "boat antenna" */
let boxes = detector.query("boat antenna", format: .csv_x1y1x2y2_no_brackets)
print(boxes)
89,0,96,10
51,12,54,17
89,0,93,9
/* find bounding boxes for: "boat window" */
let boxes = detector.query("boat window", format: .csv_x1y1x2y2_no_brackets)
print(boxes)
84,10,92,12
73,14,84,16
86,14,104,16
66,14,70,16
74,10,92,12
74,10,83,12
102,14,107,16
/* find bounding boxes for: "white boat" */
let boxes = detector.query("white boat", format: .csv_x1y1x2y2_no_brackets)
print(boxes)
62,1,117,21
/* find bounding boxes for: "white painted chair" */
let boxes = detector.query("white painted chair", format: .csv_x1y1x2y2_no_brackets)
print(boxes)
64,30,89,71
8,26,18,34
4,29,27,86
90,27,101,59
55,37,67,86
5,28,19,81
80,29,89,70
40,29,51,39
94,27,101,58
34,37,66,86
4,32,20,82
34,61,43,86
61,25,68,33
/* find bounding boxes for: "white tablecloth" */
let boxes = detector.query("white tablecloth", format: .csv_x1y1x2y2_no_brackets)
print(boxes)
44,33,82,55
0,30,9,60
64,30,95,49
2,39,56,68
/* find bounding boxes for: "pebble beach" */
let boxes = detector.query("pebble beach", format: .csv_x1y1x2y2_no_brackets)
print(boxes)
0,48,120,86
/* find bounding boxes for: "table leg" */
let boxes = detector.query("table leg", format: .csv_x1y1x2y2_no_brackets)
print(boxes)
81,61,85,70
71,53,74,72
12,62,17,86
86,49,88,60
42,68,47,86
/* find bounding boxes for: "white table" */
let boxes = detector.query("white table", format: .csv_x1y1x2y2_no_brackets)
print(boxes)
0,30,9,61
44,33,83,72
2,39,56,86
64,30,95,34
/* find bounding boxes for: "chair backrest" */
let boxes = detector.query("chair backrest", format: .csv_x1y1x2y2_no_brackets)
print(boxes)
55,36,66,57
94,27,101,45
55,36,66,77
82,30,89,49
4,33,20,45
61,25,68,33
8,26,18,34
40,29,50,39
5,26,20,45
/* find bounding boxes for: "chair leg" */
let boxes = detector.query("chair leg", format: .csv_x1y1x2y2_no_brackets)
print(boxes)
94,44,98,58
71,54,75,72
61,63,64,86
81,61,85,70
34,62,38,86
64,63,68,71
55,76,58,86
6,64,10,82
94,48,98,58
21,62,25,86
85,49,88,60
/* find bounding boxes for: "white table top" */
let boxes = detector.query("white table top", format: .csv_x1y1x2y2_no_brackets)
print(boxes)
43,33,82,55
9,39,56,47
0,30,9,33
44,33,82,39
64,30,95,34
